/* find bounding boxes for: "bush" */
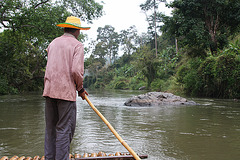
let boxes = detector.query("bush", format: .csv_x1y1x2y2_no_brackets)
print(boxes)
0,76,18,95
214,54,240,98
198,56,217,97
0,77,9,95
167,76,185,95
176,54,240,98
150,79,170,91
183,69,202,96
128,76,147,90
176,57,202,95
106,76,129,90
94,80,106,89
83,76,96,88
114,81,128,89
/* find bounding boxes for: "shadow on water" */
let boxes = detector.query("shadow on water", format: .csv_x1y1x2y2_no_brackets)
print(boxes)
0,90,240,160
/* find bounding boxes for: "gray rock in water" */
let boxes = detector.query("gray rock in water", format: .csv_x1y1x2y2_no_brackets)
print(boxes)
124,92,198,106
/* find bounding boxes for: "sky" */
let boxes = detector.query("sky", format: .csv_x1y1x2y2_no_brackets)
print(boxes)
84,0,173,44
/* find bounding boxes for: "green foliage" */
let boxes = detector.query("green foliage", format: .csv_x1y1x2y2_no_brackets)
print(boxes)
133,46,158,88
119,26,139,55
162,0,240,55
107,76,129,90
83,76,96,89
86,29,180,92
57,0,103,22
214,54,240,98
0,29,46,93
0,76,18,95
128,77,147,90
150,79,166,91
140,0,167,35
85,16,239,99
82,0,240,99
157,46,179,79
96,25,120,65
111,54,133,69
198,56,217,96
140,0,167,12
157,33,176,52
93,79,106,89
0,0,103,95
107,75,147,90
176,52,240,98
0,77,10,95
221,40,240,55
175,57,203,96
1,0,239,100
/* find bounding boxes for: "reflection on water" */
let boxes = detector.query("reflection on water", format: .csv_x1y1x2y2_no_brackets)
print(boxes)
0,90,240,160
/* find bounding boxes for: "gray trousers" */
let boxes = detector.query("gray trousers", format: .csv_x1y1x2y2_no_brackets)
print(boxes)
44,97,76,160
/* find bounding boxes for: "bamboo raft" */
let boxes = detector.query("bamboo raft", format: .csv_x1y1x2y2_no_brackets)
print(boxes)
0,152,148,160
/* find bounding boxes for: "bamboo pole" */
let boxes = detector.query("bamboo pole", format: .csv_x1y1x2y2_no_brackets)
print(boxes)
85,96,141,160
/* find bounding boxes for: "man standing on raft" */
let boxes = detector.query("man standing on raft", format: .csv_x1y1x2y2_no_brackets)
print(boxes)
43,16,89,160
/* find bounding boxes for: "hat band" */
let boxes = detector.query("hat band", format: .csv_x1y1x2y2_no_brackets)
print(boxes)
56,22,90,30
65,22,81,27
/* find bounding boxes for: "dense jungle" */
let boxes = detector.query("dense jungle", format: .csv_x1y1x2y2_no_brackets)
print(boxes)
0,0,240,99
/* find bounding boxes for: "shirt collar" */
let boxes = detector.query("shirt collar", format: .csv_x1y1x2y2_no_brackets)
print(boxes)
63,33,76,39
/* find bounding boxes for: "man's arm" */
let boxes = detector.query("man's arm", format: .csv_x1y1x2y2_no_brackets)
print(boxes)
72,44,87,99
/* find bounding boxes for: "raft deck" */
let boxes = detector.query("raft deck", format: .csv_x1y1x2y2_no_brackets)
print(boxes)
1,153,148,160
75,154,148,160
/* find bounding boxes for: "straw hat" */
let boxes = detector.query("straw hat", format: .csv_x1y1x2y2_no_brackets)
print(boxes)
56,16,90,30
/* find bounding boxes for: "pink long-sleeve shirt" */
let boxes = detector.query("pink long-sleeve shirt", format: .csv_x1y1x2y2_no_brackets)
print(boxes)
43,33,84,101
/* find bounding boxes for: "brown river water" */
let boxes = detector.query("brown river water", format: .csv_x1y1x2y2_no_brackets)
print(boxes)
0,89,240,160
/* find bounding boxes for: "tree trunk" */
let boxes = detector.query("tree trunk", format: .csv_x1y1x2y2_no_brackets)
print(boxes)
154,0,158,57
204,7,219,55
175,38,178,54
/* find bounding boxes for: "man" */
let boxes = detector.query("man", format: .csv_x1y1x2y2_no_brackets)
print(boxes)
43,16,90,160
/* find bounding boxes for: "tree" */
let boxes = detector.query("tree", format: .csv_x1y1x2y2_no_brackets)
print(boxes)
92,41,107,65
162,0,240,55
136,32,153,47
55,0,103,22
0,0,103,27
140,0,167,11
96,25,120,65
0,0,103,94
133,46,159,88
140,0,167,57
119,26,139,55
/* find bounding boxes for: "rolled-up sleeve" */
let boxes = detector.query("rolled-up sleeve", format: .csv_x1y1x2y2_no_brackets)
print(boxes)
72,44,84,91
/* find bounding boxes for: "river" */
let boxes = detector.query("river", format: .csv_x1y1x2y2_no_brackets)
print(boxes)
0,89,240,160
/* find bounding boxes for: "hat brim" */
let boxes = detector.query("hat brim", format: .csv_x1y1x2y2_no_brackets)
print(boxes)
56,23,90,30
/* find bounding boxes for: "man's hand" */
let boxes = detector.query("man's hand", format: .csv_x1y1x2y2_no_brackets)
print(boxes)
78,89,88,100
